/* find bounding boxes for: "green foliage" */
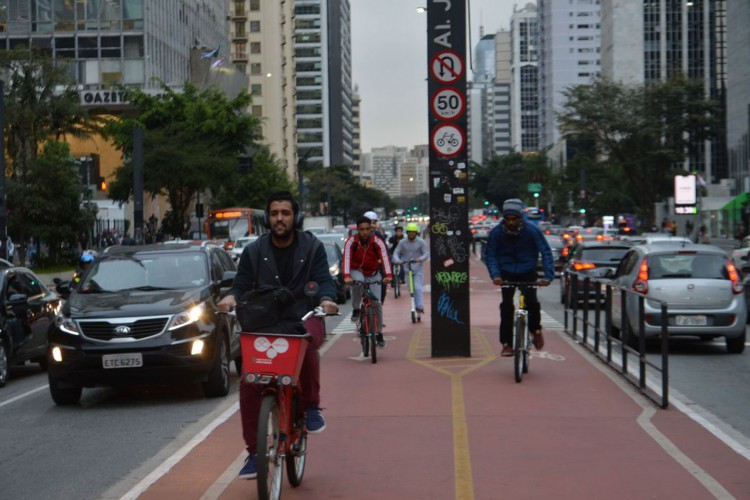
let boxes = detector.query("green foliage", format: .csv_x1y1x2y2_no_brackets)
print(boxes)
102,83,265,237
470,152,552,209
303,164,393,221
557,77,720,223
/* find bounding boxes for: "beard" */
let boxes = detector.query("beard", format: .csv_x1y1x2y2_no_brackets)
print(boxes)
272,222,293,240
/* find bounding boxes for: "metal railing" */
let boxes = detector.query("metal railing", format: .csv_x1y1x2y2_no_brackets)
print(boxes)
562,270,670,408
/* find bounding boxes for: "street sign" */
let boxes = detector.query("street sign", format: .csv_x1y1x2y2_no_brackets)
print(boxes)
527,183,542,193
431,87,465,121
430,50,463,85
431,123,464,157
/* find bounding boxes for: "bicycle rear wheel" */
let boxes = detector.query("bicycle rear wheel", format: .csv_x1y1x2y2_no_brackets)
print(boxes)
257,394,283,500
514,315,526,383
368,307,377,364
286,392,307,487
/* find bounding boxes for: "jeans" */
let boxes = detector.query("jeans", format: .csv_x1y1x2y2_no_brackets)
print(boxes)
240,316,325,454
499,270,541,345
350,269,383,334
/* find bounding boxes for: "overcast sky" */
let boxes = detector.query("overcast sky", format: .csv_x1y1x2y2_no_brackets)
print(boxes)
351,0,518,153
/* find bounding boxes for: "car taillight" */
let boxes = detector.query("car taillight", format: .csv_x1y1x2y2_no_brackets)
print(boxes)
726,260,743,294
573,261,596,271
562,247,570,257
633,258,649,293
576,234,583,241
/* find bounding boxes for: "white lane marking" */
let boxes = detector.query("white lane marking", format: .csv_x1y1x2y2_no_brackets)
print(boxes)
0,384,48,409
119,402,239,499
200,451,247,500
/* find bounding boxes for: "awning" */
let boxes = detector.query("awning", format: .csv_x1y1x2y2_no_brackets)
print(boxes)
720,192,750,222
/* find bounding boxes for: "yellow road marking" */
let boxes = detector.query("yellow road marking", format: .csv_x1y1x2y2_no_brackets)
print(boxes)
408,327,496,500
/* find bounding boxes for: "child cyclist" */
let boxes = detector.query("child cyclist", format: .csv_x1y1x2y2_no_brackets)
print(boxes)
391,223,430,315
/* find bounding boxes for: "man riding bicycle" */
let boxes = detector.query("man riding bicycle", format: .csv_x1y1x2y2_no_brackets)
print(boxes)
484,199,555,357
392,222,430,315
217,191,338,480
343,215,393,348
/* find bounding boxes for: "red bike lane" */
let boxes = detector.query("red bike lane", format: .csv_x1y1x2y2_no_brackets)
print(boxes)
135,253,750,499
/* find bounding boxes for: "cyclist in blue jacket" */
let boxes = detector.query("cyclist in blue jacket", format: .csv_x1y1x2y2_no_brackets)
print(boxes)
485,198,555,357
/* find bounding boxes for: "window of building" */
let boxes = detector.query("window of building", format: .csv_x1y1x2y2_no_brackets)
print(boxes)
78,36,98,58
250,42,261,54
100,0,121,30
250,62,262,75
235,21,246,37
236,63,246,74
234,41,246,58
123,0,144,30
250,20,260,32
251,84,262,96
252,105,262,116
55,36,75,58
101,36,121,58
32,0,53,33
249,0,260,11
54,0,74,31
124,35,144,57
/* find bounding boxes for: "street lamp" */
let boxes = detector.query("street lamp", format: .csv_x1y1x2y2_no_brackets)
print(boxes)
416,7,426,13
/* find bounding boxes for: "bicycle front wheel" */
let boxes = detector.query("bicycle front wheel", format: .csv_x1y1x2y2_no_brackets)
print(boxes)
257,394,283,500
359,316,369,358
394,277,401,298
368,307,377,364
286,392,307,487
514,315,526,383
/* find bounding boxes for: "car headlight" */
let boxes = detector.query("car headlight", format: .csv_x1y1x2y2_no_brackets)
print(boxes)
329,263,340,276
169,304,204,330
56,314,81,336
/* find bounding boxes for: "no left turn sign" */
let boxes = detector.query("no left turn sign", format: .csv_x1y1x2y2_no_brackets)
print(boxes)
430,50,463,85
431,88,465,121
431,123,465,157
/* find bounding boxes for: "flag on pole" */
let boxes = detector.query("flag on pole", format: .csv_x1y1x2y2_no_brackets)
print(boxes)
200,47,219,59
210,57,224,69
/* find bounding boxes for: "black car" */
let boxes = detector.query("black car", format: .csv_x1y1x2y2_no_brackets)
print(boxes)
322,241,347,304
560,241,632,305
48,243,240,404
0,267,61,387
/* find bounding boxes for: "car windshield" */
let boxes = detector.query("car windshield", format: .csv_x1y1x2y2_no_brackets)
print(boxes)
648,253,727,280
580,248,630,262
79,253,209,292
323,244,339,266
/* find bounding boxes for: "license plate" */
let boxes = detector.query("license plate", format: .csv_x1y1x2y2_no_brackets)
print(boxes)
675,315,707,326
102,353,143,369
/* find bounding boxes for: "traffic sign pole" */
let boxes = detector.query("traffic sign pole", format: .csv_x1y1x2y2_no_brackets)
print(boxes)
427,0,470,357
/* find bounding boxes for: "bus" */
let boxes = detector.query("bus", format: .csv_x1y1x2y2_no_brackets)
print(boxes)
524,207,545,226
205,208,266,247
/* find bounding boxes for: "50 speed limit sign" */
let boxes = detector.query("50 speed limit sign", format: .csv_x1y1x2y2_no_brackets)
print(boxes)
431,88,465,121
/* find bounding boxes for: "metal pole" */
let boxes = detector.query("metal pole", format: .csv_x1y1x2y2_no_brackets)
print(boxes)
133,127,144,244
0,80,6,260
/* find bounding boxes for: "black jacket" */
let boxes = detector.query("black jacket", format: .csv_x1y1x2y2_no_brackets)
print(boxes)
229,230,336,320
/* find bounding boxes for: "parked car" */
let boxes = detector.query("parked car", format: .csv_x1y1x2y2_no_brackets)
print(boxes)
731,235,750,270
322,242,347,304
624,233,693,247
470,224,492,242
0,267,61,387
538,234,567,272
560,241,632,305
47,243,241,404
230,235,259,263
315,232,347,250
608,244,746,353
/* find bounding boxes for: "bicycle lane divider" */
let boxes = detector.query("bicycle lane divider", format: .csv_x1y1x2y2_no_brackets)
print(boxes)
407,325,496,500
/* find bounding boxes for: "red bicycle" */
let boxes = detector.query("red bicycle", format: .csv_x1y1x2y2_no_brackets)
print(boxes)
241,305,336,500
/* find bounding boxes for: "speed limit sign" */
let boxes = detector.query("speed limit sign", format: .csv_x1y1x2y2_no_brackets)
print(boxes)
431,88,465,121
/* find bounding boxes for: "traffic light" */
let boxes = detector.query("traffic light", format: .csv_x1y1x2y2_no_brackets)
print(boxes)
413,206,418,211
533,193,539,198
98,176,107,190
483,200,489,206
579,208,586,214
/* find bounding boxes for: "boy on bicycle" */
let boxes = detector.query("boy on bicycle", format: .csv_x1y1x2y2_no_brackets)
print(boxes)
343,215,393,348
484,198,555,357
392,222,430,315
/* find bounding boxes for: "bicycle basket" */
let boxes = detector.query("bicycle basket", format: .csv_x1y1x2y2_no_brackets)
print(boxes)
241,332,309,383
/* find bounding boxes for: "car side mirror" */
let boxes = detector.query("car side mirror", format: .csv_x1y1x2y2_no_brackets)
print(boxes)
219,270,236,288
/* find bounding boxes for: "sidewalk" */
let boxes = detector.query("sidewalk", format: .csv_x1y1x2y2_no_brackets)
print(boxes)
126,255,750,499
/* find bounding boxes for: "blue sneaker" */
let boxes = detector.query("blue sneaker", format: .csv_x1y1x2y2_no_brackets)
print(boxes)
238,454,257,480
306,405,326,433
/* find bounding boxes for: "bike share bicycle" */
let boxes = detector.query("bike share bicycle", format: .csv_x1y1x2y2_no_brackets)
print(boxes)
351,280,384,363
239,283,339,500
501,283,540,383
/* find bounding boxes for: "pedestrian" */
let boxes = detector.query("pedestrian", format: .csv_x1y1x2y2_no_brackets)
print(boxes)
216,191,338,480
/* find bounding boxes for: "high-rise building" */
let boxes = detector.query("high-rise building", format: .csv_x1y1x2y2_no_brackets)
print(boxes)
600,0,727,182
352,86,362,177
230,0,298,178
371,145,407,199
294,0,353,167
510,3,539,152
470,32,496,163
493,30,513,158
726,1,750,192
537,0,601,149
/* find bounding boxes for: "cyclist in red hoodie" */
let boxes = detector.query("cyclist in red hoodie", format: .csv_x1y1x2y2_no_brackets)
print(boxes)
343,215,393,347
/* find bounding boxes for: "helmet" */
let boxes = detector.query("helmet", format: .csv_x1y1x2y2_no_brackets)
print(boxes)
406,222,420,233
363,210,378,221
80,250,97,265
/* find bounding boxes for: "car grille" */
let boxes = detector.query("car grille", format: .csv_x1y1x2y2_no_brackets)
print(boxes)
79,317,170,341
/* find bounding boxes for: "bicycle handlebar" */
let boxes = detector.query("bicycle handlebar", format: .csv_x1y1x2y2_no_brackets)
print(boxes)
302,306,341,322
499,282,543,288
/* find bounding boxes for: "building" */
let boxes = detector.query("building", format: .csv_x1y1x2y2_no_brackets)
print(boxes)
600,0,727,183
229,0,298,178
493,30,513,158
294,0,354,167
370,145,407,199
352,86,362,177
537,0,601,150
727,1,750,194
510,3,539,152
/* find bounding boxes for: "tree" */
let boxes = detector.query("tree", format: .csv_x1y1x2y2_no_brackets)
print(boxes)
8,142,95,265
0,48,99,263
102,83,262,237
470,152,553,209
557,77,719,224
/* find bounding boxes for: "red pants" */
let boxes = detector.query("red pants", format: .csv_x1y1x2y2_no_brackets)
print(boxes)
240,317,325,454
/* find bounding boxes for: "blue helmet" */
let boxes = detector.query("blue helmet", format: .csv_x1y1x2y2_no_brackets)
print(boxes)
80,251,97,265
